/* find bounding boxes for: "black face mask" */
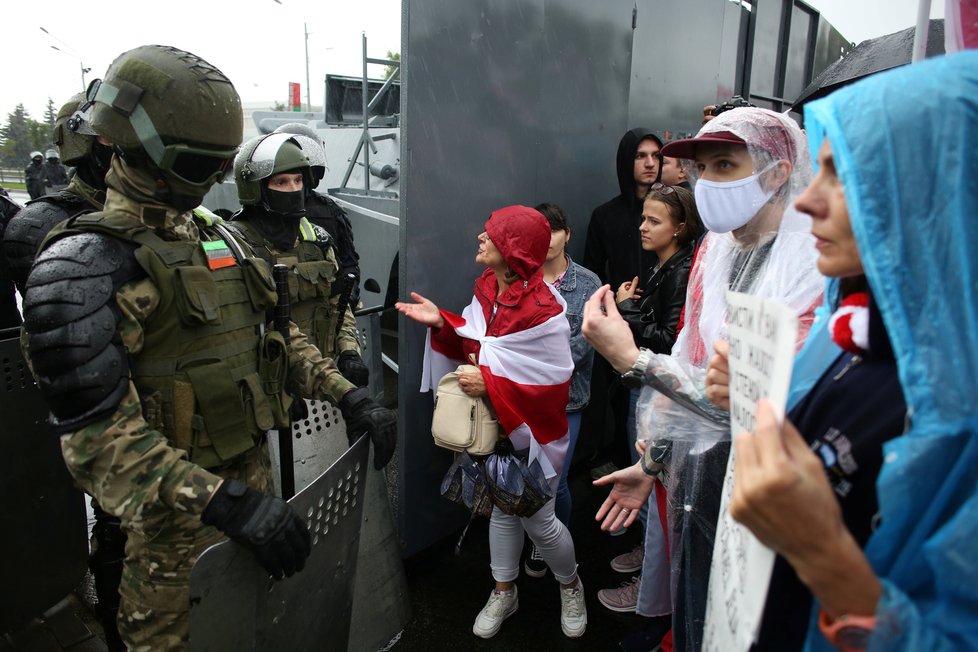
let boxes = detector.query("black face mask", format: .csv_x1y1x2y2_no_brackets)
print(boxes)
92,142,114,174
264,188,306,218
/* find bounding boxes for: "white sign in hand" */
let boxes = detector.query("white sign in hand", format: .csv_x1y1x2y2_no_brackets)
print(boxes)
702,291,799,652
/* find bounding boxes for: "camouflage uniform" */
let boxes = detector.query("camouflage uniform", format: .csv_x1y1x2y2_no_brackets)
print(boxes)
51,188,355,651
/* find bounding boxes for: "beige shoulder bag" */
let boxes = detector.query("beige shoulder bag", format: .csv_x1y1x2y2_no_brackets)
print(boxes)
431,364,500,456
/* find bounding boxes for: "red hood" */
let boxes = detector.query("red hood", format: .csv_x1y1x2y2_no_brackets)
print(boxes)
484,205,550,280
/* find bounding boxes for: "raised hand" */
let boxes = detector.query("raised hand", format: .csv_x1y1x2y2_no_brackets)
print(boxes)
395,291,445,329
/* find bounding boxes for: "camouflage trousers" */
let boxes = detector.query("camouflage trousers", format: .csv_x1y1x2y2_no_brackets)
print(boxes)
117,446,274,651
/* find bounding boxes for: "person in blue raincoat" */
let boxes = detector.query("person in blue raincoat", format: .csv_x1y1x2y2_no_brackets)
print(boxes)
728,51,978,651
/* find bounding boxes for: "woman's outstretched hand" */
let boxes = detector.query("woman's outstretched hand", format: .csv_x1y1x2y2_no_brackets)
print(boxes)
593,462,655,532
395,291,445,329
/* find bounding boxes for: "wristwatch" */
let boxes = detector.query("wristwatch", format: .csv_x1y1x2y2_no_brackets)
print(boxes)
818,609,876,651
620,348,653,389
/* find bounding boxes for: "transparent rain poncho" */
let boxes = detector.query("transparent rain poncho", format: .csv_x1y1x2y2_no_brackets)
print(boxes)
800,51,978,652
636,107,825,649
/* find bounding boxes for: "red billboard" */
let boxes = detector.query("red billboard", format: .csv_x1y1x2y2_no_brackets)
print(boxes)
289,82,301,111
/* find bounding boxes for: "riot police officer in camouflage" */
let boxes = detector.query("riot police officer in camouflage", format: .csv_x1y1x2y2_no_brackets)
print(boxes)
3,92,112,294
20,44,397,650
227,132,367,387
272,123,369,386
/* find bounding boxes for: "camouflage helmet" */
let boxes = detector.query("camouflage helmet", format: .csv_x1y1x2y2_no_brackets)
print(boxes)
234,133,312,206
272,122,327,182
89,44,243,197
52,92,97,167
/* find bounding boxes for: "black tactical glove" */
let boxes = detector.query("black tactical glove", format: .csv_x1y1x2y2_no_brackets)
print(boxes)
201,479,311,580
336,350,370,388
339,387,397,470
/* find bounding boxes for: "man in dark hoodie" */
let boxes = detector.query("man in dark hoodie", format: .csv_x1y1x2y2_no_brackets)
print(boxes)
581,129,663,482
583,128,663,289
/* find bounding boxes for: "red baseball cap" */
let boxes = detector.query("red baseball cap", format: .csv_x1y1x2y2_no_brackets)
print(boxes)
660,131,746,161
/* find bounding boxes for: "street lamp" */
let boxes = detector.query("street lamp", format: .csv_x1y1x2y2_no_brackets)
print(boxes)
270,2,332,112
40,27,91,91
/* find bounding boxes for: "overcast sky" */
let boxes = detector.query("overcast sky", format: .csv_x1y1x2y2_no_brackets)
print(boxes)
1,0,944,123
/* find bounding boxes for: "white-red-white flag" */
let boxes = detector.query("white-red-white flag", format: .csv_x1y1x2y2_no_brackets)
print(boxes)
421,287,573,479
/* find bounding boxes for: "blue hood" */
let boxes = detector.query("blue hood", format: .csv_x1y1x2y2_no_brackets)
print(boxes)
801,51,978,651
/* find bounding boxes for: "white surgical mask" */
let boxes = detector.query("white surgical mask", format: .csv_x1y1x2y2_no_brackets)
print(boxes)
694,162,778,233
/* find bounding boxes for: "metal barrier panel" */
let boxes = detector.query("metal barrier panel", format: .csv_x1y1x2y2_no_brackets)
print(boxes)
0,333,87,632
399,0,635,556
629,0,747,135
189,436,370,651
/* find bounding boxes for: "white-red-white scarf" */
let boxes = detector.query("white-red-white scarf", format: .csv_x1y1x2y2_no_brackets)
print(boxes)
421,287,573,479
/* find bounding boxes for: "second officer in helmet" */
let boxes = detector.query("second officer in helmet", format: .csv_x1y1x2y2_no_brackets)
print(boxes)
227,132,369,387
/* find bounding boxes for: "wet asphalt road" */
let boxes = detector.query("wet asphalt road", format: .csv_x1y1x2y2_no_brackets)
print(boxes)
393,466,663,652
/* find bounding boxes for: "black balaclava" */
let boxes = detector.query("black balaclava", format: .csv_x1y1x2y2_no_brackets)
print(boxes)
246,175,308,250
74,142,114,192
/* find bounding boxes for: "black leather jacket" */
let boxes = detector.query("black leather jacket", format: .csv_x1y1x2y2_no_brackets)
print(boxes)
617,243,695,354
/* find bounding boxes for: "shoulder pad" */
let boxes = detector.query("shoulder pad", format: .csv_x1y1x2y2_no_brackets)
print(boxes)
2,196,95,292
23,232,143,432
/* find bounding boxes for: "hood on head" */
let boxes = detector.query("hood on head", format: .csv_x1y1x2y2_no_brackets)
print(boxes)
484,205,551,280
804,50,978,429
615,128,662,198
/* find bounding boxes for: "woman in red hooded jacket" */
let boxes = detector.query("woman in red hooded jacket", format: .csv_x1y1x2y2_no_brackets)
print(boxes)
397,205,588,640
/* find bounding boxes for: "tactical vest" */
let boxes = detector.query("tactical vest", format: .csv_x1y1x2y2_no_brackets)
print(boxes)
49,210,291,469
228,217,341,356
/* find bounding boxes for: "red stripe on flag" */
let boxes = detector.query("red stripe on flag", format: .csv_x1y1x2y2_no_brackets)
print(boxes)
431,309,468,359
207,256,236,270
482,366,569,444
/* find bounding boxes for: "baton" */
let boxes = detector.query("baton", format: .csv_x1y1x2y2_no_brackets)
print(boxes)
334,272,357,339
272,264,296,499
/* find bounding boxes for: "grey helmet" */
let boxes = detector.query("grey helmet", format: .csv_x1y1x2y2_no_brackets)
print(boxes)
234,133,312,209
45,149,60,161
272,123,326,183
89,44,243,207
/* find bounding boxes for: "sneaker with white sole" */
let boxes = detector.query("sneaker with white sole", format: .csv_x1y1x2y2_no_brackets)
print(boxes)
597,575,640,613
560,579,587,638
610,545,644,573
524,544,548,578
472,586,519,639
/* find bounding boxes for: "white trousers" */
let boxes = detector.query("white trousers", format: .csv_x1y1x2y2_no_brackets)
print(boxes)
488,487,578,585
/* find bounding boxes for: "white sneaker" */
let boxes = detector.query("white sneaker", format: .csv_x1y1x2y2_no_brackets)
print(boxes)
560,578,587,638
472,586,518,639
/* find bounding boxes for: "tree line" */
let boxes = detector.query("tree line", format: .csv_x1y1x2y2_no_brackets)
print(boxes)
0,99,58,168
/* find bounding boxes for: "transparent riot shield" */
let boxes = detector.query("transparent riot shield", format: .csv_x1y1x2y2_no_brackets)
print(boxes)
188,435,370,651
0,329,88,632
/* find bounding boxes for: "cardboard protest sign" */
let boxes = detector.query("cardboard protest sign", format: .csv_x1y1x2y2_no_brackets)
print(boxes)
702,291,799,652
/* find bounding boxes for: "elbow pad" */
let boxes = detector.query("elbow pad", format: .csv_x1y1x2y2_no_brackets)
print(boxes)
23,232,142,432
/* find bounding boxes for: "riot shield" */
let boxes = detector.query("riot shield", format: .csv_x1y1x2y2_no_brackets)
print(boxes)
269,398,351,496
188,434,370,651
0,329,88,633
